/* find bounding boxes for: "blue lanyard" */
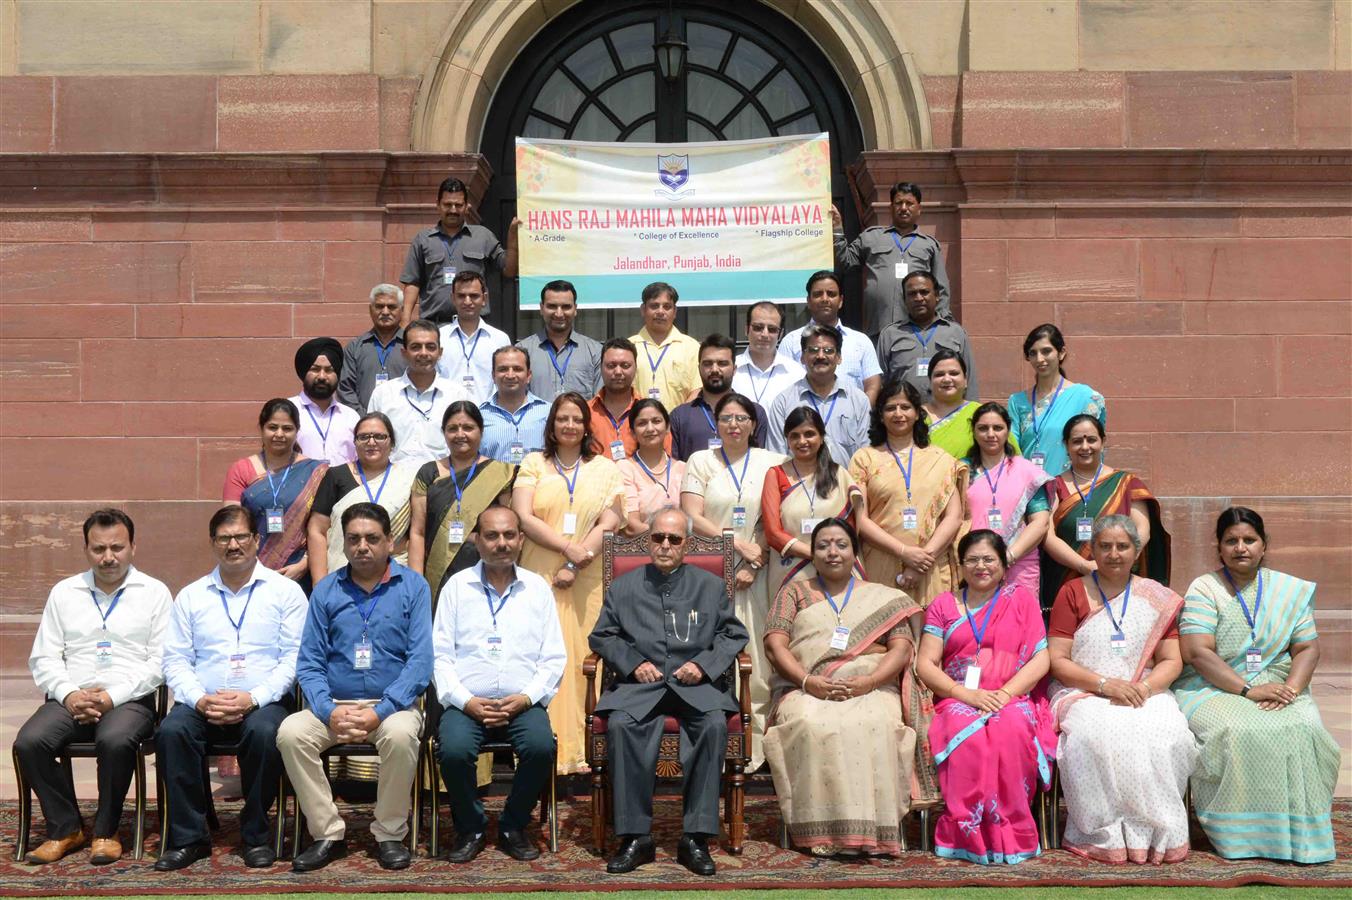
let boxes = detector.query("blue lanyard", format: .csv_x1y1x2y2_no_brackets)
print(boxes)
1071,461,1103,514
483,579,514,631
358,464,391,505
788,460,816,515
1029,376,1065,441
1222,568,1264,637
960,586,1001,648
452,459,480,514
264,453,296,508
89,585,127,630
890,232,918,257
306,403,334,445
699,402,718,436
819,575,855,622
888,443,914,503
908,322,939,349
807,389,839,427
554,457,580,508
929,403,965,429
500,400,534,437
980,457,1006,502
749,365,775,405
214,582,258,646
634,453,671,492
1091,572,1131,637
545,340,574,379
437,232,461,266
455,325,484,363
355,587,382,640
719,447,751,502
604,404,630,433
403,385,438,420
373,336,397,371
642,340,671,376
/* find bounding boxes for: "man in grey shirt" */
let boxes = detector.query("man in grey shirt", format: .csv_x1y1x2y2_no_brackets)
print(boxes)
832,181,950,339
515,279,603,399
338,284,408,414
766,325,871,467
876,271,976,402
400,177,518,326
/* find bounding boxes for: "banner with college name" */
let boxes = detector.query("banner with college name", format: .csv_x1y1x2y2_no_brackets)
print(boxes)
516,133,832,309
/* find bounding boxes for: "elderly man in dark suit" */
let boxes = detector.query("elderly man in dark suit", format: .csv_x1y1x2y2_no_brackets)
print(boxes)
588,506,748,877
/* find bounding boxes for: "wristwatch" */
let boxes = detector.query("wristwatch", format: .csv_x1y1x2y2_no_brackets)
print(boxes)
1240,685,1251,698
564,561,578,572
1095,676,1107,696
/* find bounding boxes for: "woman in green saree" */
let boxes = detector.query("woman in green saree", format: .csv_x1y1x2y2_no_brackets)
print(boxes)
1174,506,1338,864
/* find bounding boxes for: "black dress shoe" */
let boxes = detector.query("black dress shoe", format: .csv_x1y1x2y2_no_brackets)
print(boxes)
677,834,716,876
153,842,212,871
242,844,276,868
496,828,540,861
291,838,346,873
606,835,655,874
376,840,411,870
446,831,486,864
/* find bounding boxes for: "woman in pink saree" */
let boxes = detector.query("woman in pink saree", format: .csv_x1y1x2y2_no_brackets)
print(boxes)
917,529,1056,865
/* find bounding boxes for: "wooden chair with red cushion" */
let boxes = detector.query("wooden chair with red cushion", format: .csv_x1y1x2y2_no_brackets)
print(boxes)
582,528,752,854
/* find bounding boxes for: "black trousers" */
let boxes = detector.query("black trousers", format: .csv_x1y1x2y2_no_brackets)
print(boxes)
607,690,727,838
156,700,292,849
14,695,156,839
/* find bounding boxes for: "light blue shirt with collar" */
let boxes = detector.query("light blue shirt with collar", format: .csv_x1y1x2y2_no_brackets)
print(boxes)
479,391,549,464
432,562,566,711
780,320,882,397
162,562,308,709
765,376,872,467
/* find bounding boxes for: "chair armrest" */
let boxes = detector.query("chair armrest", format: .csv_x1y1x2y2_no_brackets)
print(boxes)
736,652,752,716
583,652,600,718
154,684,169,720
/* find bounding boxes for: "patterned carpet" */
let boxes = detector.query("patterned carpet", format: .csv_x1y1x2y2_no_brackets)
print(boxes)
2,795,1349,894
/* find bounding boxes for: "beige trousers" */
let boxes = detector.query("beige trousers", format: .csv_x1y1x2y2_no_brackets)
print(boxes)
277,707,422,842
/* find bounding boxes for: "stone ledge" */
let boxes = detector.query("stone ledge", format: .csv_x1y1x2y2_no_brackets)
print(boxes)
0,152,493,206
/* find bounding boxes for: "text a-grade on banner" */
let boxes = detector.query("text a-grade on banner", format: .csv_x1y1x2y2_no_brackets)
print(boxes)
516,134,832,309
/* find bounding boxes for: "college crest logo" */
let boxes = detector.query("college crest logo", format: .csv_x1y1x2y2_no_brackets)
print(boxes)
655,153,694,200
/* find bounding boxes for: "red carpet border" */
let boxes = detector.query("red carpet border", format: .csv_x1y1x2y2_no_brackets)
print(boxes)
2,796,1349,894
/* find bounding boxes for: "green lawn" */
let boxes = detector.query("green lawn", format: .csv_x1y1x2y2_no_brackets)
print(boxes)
58,890,1352,900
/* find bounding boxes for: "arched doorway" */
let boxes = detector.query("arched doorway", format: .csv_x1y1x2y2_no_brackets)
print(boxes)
478,0,865,340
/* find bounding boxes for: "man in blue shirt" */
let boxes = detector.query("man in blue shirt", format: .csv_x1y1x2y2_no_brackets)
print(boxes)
479,346,548,465
155,506,307,871
278,503,432,873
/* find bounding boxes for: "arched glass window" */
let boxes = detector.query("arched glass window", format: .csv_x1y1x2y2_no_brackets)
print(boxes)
481,0,863,340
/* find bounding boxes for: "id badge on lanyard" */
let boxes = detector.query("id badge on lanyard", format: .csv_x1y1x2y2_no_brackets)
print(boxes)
986,508,1003,531
442,267,457,286
830,625,850,651
449,519,465,544
915,357,930,377
354,640,373,670
707,437,723,450
609,440,626,462
95,640,113,668
1245,647,1262,673
902,507,918,531
1110,631,1127,655
1030,452,1046,468
1076,517,1094,542
487,635,503,659
266,508,285,534
375,371,389,384
963,665,982,691
732,506,747,529
228,653,248,682
647,387,662,401
562,512,578,535
509,441,525,464
801,517,823,534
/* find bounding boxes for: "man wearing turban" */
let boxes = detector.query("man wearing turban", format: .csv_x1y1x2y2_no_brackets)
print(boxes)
291,338,360,465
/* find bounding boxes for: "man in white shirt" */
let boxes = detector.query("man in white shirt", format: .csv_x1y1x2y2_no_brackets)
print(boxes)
780,270,883,404
433,505,565,864
17,508,172,866
732,301,803,410
154,506,308,871
436,272,512,405
369,319,469,466
766,325,872,467
291,337,360,465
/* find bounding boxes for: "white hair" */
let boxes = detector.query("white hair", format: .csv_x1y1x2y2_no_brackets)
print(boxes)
646,505,694,536
1092,514,1141,551
369,283,401,302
